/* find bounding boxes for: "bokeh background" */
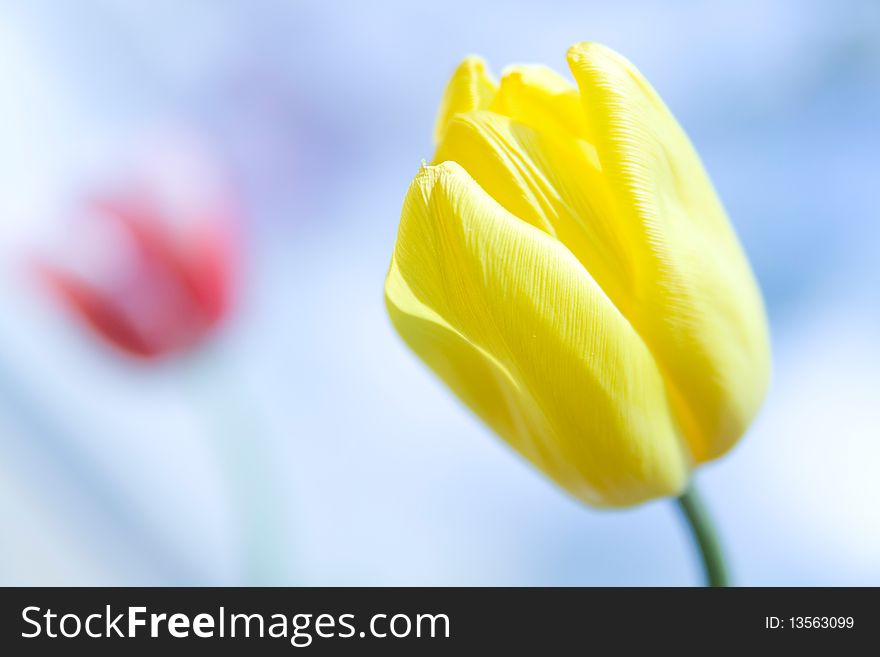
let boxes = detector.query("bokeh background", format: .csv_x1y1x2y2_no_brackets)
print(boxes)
1,0,878,586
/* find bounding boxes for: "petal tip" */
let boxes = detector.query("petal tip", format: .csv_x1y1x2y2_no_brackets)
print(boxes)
409,161,469,205
415,159,465,181
456,54,490,75
566,41,613,64
433,56,498,146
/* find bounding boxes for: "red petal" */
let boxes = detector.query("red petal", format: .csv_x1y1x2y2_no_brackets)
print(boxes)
35,261,162,359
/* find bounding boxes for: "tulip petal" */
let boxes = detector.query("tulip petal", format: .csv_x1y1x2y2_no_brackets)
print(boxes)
433,56,498,146
567,42,770,461
434,110,635,321
490,64,593,142
35,263,159,358
385,162,690,506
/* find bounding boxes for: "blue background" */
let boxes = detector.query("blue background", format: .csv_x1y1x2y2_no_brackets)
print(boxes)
1,0,878,585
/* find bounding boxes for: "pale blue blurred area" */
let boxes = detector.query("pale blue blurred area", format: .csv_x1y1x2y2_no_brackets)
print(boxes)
1,0,878,585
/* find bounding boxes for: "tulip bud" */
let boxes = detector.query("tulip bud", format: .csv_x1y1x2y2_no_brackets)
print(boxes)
36,187,236,360
385,43,770,507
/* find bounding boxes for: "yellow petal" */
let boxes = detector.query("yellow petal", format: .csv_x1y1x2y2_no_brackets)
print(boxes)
385,162,690,507
433,109,634,323
567,42,770,461
490,64,593,142
433,56,498,146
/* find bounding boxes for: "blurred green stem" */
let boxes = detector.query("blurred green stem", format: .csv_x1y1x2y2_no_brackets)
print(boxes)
189,347,290,585
676,482,730,587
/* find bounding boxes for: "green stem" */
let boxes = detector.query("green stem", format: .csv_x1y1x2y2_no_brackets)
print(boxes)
188,346,292,585
676,482,730,587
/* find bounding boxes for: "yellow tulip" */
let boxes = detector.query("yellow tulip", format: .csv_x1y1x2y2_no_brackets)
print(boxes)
385,42,770,508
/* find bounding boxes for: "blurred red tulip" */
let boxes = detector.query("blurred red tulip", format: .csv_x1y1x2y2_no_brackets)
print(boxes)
35,190,236,360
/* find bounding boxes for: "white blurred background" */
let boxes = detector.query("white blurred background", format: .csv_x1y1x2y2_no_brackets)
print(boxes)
0,0,878,585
